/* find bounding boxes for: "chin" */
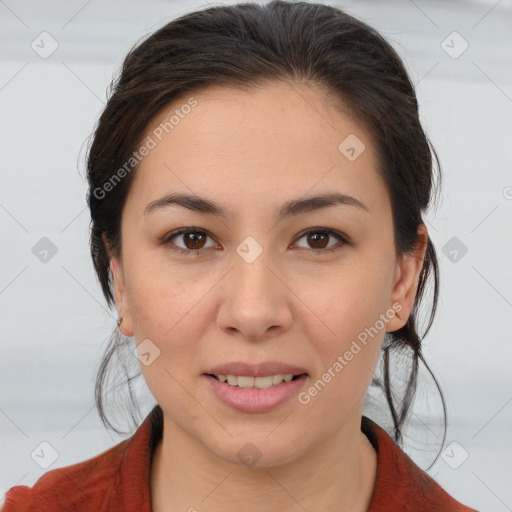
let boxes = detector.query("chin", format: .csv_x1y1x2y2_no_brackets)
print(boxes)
208,435,303,470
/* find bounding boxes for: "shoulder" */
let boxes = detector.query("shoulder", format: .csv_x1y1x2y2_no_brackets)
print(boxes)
362,416,478,511
3,405,162,512
1,438,130,512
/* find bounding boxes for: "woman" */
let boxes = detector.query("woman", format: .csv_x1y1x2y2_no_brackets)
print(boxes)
2,1,478,510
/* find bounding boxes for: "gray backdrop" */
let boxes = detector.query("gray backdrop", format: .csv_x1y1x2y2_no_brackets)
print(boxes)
1,0,511,510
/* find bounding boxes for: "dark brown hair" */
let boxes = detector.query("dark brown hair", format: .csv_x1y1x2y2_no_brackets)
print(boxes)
86,0,446,462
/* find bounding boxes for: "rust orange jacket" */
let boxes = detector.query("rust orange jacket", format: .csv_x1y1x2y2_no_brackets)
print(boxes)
3,405,478,511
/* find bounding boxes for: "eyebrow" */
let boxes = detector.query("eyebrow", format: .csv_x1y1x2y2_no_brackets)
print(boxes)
144,192,370,219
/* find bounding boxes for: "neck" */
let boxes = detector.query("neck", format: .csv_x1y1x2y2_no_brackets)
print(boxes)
150,411,377,512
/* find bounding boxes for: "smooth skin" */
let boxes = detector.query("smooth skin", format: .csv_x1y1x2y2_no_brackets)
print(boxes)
108,80,428,512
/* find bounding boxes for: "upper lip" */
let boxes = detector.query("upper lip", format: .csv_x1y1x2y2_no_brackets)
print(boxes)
206,361,309,377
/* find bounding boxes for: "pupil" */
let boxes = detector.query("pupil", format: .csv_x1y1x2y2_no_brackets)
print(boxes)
186,233,204,249
309,233,328,249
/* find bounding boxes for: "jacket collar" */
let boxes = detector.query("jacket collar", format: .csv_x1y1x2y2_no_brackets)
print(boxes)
116,404,465,511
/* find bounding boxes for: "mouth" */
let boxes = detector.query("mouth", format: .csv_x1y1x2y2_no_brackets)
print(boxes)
205,372,307,389
202,372,309,413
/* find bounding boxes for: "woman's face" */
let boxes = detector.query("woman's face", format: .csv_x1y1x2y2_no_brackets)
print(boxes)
110,81,426,467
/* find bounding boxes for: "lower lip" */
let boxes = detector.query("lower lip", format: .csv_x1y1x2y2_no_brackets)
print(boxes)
203,374,309,413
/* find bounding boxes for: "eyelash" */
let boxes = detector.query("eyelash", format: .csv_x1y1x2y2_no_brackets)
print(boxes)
161,227,350,256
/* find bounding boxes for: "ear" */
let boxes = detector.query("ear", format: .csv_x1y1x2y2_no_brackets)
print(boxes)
386,223,429,332
103,233,134,337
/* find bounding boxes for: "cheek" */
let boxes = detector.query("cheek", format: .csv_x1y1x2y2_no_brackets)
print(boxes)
123,253,203,338
298,258,393,338
293,258,391,396
125,264,212,388
298,283,385,417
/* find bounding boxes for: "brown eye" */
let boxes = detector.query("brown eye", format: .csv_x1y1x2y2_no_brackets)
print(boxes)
163,228,216,255
162,227,348,257
306,232,329,249
182,231,207,250
294,228,348,253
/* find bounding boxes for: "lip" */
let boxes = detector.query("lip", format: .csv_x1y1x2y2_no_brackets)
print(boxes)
203,373,309,413
205,361,309,377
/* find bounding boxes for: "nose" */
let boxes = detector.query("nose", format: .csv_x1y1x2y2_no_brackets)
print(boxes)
216,248,293,342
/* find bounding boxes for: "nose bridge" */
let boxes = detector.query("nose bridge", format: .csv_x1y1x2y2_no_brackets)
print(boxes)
217,237,292,339
231,238,279,303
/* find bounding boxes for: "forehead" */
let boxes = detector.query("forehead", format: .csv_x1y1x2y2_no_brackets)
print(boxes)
127,81,387,218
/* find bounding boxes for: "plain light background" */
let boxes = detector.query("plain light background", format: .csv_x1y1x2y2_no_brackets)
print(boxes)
1,0,511,510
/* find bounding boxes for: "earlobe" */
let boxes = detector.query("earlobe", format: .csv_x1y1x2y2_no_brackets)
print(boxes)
386,224,428,332
110,257,134,337
103,233,135,337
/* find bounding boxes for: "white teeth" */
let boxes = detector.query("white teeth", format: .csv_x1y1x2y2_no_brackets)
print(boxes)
254,376,274,389
272,374,284,385
214,373,298,389
238,376,256,388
